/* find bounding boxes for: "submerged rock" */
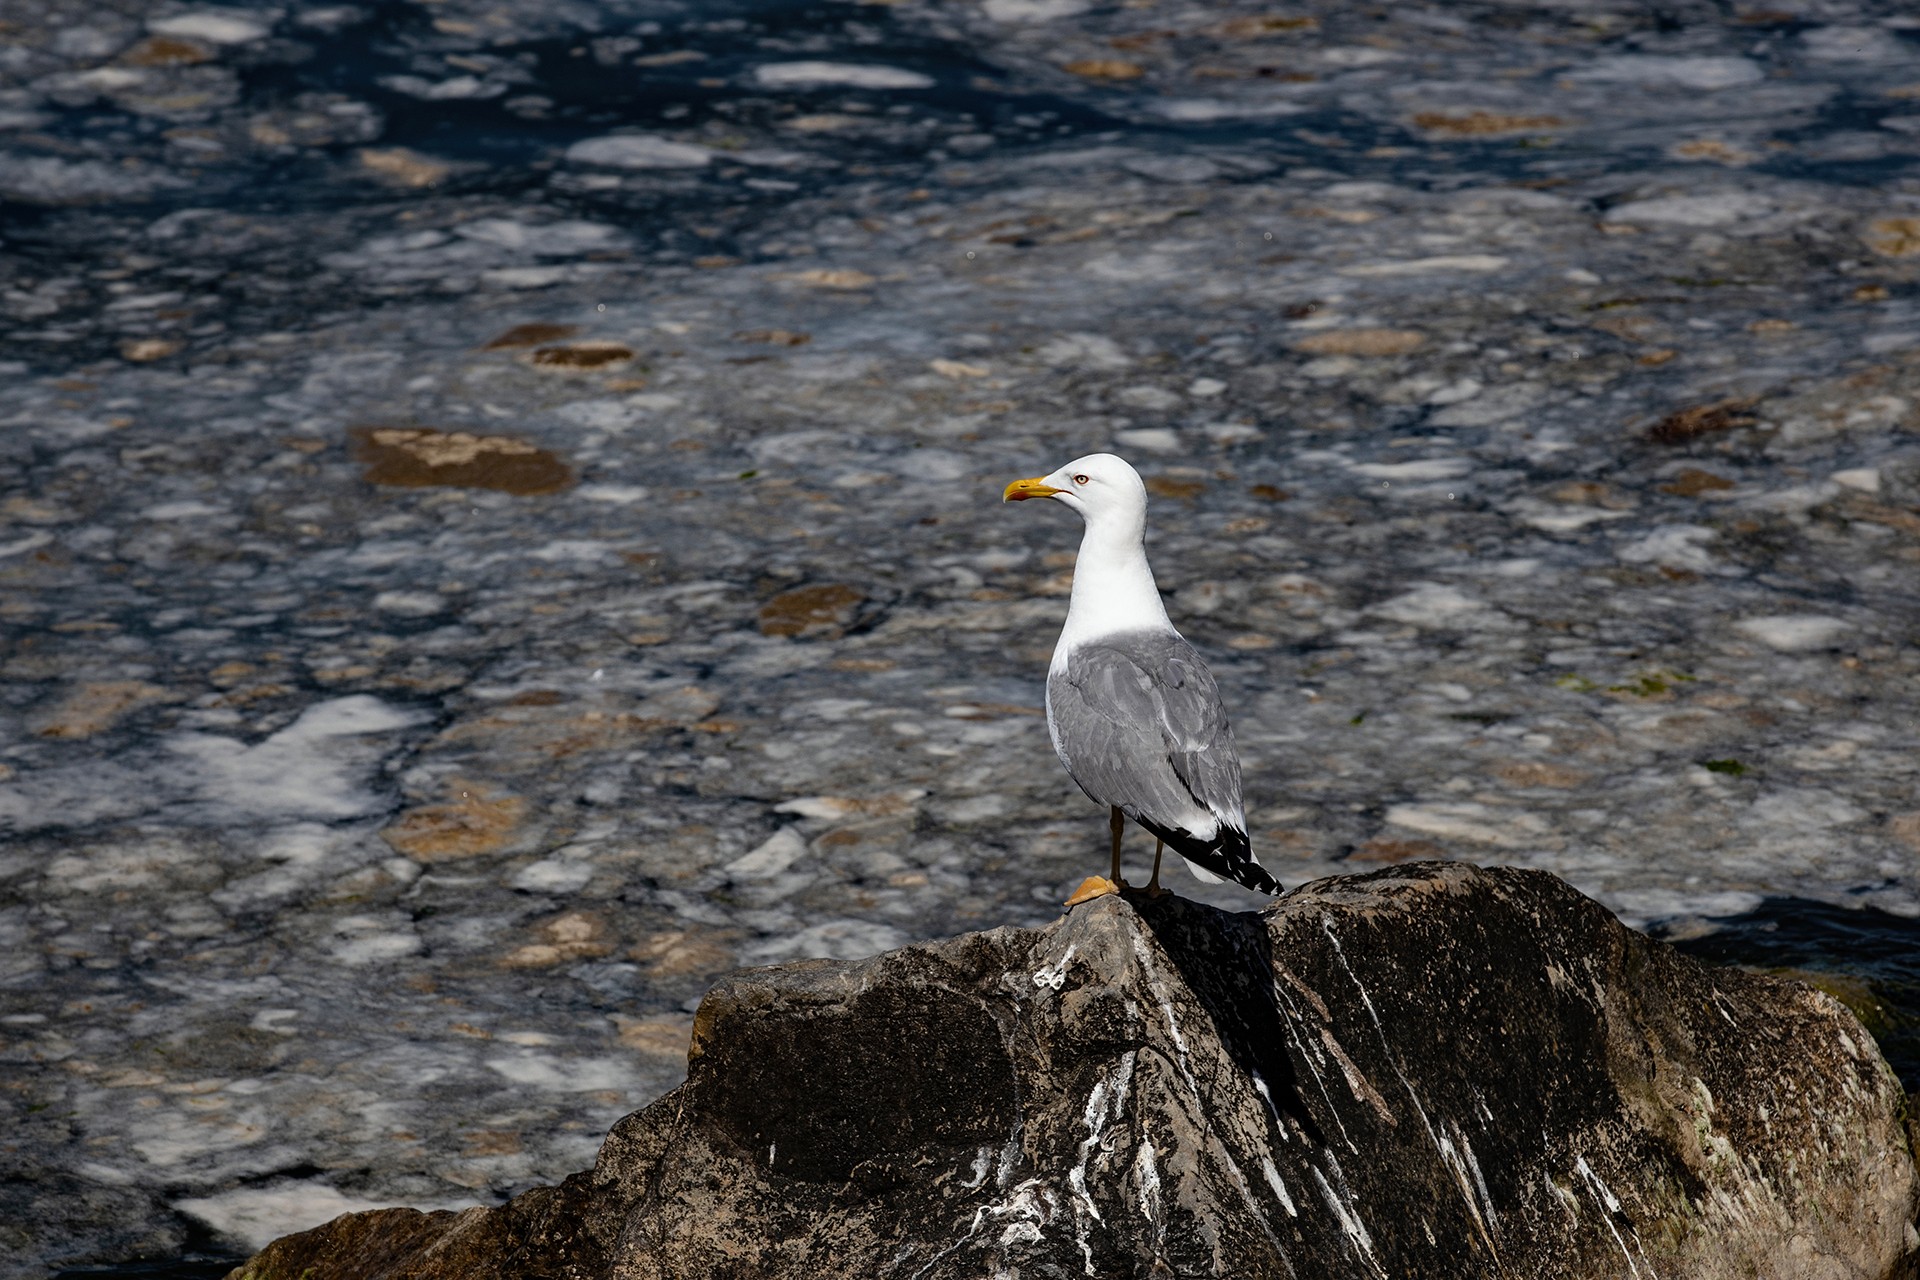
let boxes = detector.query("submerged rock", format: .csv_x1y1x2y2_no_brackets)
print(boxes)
233,863,1916,1279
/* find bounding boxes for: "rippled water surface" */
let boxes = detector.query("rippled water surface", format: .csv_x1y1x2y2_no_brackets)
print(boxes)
7,0,1920,1271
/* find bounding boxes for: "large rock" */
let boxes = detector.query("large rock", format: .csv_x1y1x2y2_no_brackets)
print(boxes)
231,864,1919,1279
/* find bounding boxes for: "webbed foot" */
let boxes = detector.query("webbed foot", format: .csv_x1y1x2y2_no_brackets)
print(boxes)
1065,875,1125,907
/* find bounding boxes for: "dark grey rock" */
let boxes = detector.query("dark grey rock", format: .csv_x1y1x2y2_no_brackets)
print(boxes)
230,864,1920,1280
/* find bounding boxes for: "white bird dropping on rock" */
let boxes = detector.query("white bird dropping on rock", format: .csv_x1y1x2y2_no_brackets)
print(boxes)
1004,453,1279,904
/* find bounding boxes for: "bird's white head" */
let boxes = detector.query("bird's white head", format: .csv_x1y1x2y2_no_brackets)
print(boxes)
1002,453,1149,540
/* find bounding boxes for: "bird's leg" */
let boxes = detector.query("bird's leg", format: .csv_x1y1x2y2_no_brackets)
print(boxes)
1145,839,1165,897
1065,807,1129,907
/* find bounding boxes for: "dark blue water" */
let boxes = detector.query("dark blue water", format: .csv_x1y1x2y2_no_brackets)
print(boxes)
54,1258,241,1280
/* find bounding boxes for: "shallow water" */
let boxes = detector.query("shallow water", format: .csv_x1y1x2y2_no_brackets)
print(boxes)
53,1258,242,1280
7,0,1920,1270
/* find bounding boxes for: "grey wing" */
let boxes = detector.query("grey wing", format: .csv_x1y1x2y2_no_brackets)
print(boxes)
1046,631,1243,832
1154,638,1246,829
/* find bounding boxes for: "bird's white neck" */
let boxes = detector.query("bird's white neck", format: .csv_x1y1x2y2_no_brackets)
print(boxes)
1054,514,1172,664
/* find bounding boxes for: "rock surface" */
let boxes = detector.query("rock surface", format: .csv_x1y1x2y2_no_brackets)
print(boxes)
231,863,1919,1280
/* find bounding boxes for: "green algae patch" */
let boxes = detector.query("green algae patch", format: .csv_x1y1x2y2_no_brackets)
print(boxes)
1608,671,1695,698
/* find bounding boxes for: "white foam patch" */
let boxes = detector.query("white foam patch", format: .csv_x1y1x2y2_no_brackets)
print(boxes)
566,135,712,169
554,400,646,432
741,918,908,963
378,74,506,100
982,0,1089,19
478,265,565,289
1428,381,1545,427
726,827,809,880
1036,331,1132,370
143,500,225,521
167,695,430,821
509,856,596,894
455,218,626,254
1351,457,1472,481
177,1183,470,1252
1384,802,1547,849
1574,55,1763,90
0,759,164,832
939,793,1013,823
1342,255,1508,276
1114,427,1182,454
525,539,621,563
572,483,653,504
753,62,933,90
45,840,200,894
0,155,186,203
326,914,423,966
1605,193,1773,227
211,823,368,910
1616,525,1718,573
372,590,446,616
484,1052,641,1092
1751,787,1868,832
1085,250,1184,282
1801,26,1913,64
1603,887,1767,930
0,530,54,559
1369,584,1499,628
1863,330,1918,354
734,149,819,169
1733,615,1850,652
1831,468,1880,493
1147,99,1303,123
1119,153,1219,183
149,10,270,44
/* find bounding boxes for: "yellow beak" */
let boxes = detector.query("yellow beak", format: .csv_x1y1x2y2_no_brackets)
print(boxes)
1003,477,1063,503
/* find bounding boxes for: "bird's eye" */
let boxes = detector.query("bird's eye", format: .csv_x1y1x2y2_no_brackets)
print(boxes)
1073,474,1089,485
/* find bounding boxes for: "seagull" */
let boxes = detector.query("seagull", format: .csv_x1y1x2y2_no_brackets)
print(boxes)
1004,453,1280,905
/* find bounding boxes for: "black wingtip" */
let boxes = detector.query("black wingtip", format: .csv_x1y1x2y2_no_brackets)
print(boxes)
1219,826,1282,895
1160,823,1282,896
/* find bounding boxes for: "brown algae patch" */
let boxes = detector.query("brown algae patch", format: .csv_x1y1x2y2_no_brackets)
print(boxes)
382,782,529,861
350,427,573,495
120,36,212,66
120,338,183,363
504,912,614,969
528,340,635,371
356,147,451,188
1292,328,1425,356
1409,111,1569,137
1648,399,1760,445
1662,468,1737,496
779,268,877,290
1350,836,1449,863
1865,217,1920,258
758,583,866,638
1062,59,1145,80
483,323,580,350
33,681,176,739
